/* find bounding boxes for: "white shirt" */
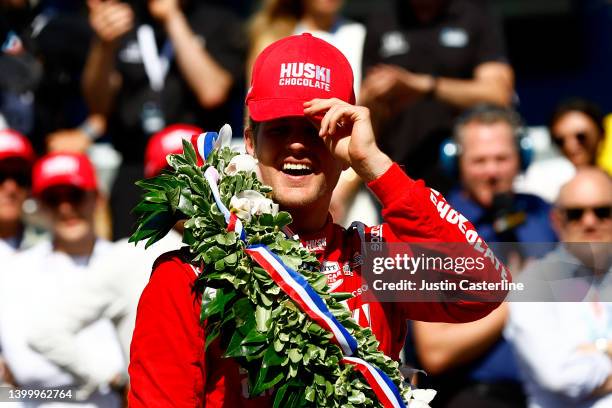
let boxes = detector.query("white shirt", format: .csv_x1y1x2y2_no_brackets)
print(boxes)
26,230,183,394
0,236,20,257
0,240,124,408
506,248,612,408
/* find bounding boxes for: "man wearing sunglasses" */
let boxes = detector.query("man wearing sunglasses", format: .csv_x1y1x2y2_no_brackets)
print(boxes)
507,167,612,408
0,152,125,407
0,129,37,257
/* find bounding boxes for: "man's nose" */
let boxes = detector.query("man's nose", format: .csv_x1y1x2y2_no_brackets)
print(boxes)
0,178,19,192
564,135,582,153
55,199,76,215
482,161,501,180
580,209,600,227
286,128,316,151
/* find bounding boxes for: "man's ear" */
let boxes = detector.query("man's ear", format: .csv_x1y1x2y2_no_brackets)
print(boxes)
244,126,256,157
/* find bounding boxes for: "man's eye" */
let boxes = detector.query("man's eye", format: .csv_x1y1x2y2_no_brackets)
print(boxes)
268,126,287,135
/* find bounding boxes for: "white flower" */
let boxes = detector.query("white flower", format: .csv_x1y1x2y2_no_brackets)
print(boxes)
229,190,279,222
407,388,437,408
225,154,258,176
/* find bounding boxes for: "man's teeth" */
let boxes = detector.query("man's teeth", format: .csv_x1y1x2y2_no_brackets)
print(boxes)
283,163,311,171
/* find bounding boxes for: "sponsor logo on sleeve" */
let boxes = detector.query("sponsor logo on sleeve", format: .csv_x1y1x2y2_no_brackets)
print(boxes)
429,189,509,281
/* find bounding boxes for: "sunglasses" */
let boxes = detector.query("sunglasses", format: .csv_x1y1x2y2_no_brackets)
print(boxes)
41,187,86,207
0,170,31,187
563,206,612,222
552,132,588,148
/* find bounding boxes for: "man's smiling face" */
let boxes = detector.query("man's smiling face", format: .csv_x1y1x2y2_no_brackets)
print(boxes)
245,117,343,211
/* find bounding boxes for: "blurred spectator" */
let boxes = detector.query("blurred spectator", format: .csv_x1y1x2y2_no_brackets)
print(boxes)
248,0,365,95
26,125,195,397
506,167,612,408
0,128,36,389
447,105,557,246
601,113,612,175
549,98,608,170
359,0,514,192
248,0,379,226
82,0,245,239
0,1,43,137
0,128,37,256
0,152,124,407
1,0,102,153
519,98,610,206
407,105,558,407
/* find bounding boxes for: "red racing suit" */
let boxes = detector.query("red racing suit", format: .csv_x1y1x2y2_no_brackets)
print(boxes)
128,163,509,407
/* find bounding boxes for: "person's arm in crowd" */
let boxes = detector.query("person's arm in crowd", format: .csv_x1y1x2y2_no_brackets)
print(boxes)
26,265,126,397
360,62,514,111
45,114,107,153
412,303,508,375
432,62,514,108
507,302,612,401
150,0,233,108
0,355,17,387
82,0,133,115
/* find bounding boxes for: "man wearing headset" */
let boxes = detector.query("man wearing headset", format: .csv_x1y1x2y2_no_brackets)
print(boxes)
407,104,557,407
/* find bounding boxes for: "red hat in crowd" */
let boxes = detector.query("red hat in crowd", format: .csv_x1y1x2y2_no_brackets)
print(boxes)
246,33,355,122
0,128,35,164
145,124,203,178
32,152,97,197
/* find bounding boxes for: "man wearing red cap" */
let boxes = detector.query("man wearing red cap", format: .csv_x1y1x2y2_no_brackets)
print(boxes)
26,125,200,399
0,129,38,388
128,34,509,407
0,129,37,257
0,152,125,407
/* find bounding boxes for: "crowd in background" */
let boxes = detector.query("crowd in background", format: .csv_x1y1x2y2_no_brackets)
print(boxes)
0,0,611,407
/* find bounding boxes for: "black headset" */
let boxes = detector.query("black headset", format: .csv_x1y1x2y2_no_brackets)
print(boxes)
438,104,534,178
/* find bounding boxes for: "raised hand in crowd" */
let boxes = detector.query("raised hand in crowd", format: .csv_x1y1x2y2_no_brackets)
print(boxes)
88,0,134,46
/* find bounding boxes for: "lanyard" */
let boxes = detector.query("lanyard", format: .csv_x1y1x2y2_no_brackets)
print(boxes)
136,24,174,92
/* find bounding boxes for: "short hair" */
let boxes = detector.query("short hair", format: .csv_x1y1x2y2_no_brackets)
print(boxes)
246,117,260,134
548,98,605,135
453,104,524,146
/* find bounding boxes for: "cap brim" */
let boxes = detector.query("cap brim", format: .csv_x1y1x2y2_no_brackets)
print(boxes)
0,152,34,164
248,98,324,122
34,175,96,197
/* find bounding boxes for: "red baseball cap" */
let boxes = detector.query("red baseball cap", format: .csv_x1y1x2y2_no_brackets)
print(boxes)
246,33,355,122
32,152,97,197
0,129,35,163
145,124,203,178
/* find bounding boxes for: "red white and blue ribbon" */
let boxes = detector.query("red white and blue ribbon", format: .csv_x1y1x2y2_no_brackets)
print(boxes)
190,124,232,166
244,245,406,408
245,244,358,356
342,357,406,408
191,132,216,166
203,166,246,241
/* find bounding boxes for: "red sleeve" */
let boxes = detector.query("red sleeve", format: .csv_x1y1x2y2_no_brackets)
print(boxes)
128,253,205,408
367,163,509,323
